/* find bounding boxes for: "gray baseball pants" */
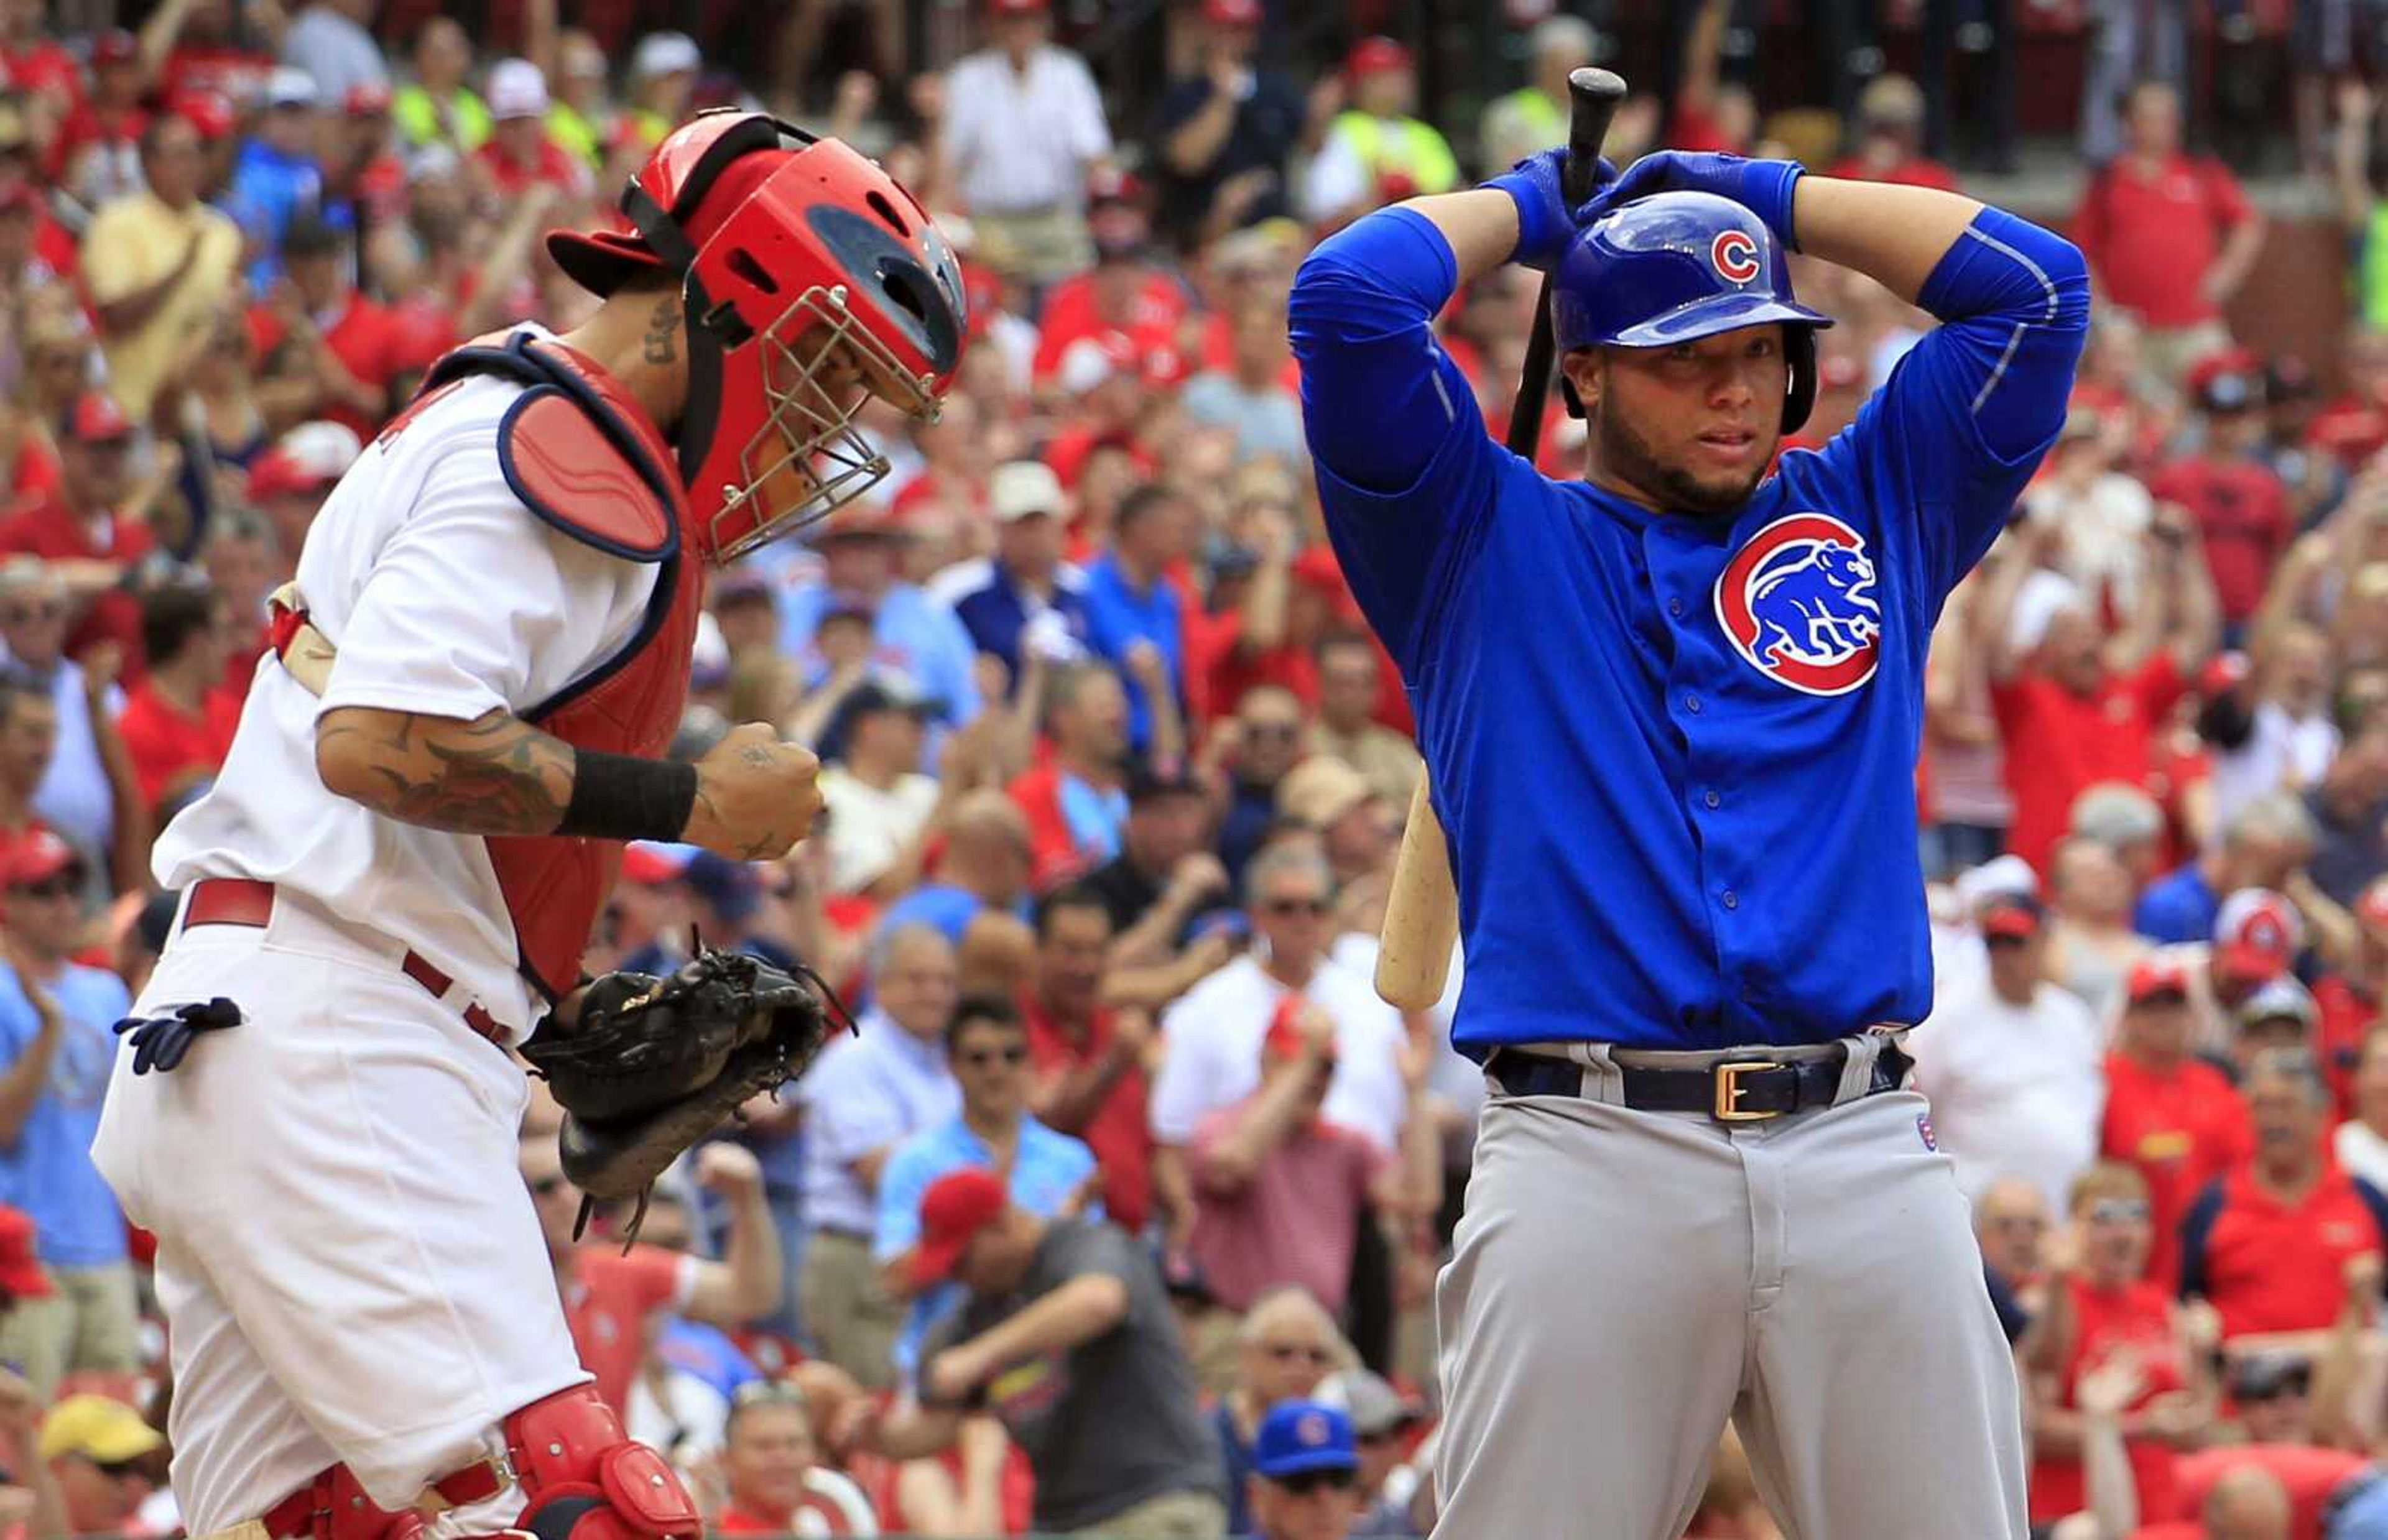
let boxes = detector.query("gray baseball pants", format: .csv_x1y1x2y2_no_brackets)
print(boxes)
1429,1034,2026,1539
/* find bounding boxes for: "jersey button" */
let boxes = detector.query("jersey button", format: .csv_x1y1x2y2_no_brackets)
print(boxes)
1684,694,1703,714
1704,790,1721,809
1722,890,1739,910
1669,598,1685,618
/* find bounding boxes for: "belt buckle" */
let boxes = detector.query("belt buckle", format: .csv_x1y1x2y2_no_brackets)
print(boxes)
1713,1059,1784,1122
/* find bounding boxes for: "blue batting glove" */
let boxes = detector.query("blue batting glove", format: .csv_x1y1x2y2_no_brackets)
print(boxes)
1586,150,1806,251
1481,147,1619,273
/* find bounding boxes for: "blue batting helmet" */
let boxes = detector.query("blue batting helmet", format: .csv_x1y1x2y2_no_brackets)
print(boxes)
1550,190,1835,433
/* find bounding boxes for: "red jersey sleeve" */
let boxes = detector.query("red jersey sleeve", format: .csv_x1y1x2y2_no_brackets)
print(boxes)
2202,159,2251,230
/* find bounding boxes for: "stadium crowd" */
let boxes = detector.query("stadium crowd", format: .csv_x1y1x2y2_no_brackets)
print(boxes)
4,0,2388,1534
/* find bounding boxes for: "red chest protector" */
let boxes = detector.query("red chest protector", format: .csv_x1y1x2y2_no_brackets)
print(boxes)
396,330,701,1002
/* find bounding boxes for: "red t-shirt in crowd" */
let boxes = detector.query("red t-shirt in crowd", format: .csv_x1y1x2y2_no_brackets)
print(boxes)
2311,974,2376,1118
2071,153,2252,329
1,41,82,108
1187,1106,1386,1313
159,43,275,106
561,1243,691,1415
0,497,157,674
2099,1050,2253,1291
249,292,400,441
471,136,593,200
1991,651,2185,877
49,104,146,183
2163,1445,2370,1540
1004,762,1116,889
1032,270,1187,384
1823,152,1961,191
872,1438,1037,1535
1187,619,1317,727
715,1471,880,1537
2182,1159,2388,1339
115,681,242,811
1021,994,1152,1234
2307,391,2388,473
2027,1275,2185,1526
1665,101,1740,154
2147,456,2292,622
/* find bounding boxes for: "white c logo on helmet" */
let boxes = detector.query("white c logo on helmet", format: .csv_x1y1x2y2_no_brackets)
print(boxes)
1711,229,1761,284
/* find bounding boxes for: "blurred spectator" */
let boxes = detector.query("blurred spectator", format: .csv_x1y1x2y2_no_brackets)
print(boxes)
2101,952,2252,1289
0,390,159,676
159,307,271,558
2315,881,2388,1113
2182,1050,2388,1344
866,1169,1228,1535
1023,884,1155,1235
278,0,387,103
1031,172,1187,390
1909,893,2105,1214
1310,634,1418,809
1216,684,1307,882
2203,630,2338,838
711,1382,878,1536
2336,1026,2388,1190
1083,484,1193,756
245,420,360,569
0,830,135,1401
1245,1399,1360,1540
520,1135,783,1417
1179,300,1302,468
2072,80,2266,386
794,922,960,1388
779,510,982,734
38,1392,158,1535
2045,837,2152,1020
1213,1286,1344,1537
1154,843,1406,1152
1976,1175,2054,1313
1152,0,1304,250
543,30,610,169
872,994,1098,1342
2025,1163,2211,1529
2156,353,2294,635
2302,719,2388,907
1082,760,1226,952
55,30,147,211
391,17,487,154
79,113,241,419
1006,663,1131,886
927,459,1090,682
878,789,1032,948
1667,0,1756,156
0,560,132,874
817,680,938,898
1302,39,1457,230
116,582,238,815
1184,995,1435,1316
1479,16,1599,173
251,213,397,440
1983,510,2219,877
939,0,1113,286
1276,757,1392,890
621,32,700,154
473,59,591,201
1825,75,1959,191
0,681,55,857
2136,791,2315,946
1314,1368,1423,1538
228,69,330,287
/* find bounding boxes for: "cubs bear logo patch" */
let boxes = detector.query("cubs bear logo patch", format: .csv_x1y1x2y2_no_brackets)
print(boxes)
1713,512,1884,696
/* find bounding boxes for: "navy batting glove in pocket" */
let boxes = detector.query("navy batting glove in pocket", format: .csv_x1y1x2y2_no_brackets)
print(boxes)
114,997,243,1075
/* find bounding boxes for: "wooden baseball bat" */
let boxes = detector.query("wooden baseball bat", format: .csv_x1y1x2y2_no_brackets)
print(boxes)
1374,68,1629,1013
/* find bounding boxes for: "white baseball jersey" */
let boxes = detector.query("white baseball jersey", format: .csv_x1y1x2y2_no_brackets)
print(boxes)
153,326,661,1036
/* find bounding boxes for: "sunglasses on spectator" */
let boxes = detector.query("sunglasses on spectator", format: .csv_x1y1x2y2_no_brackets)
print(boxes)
960,1046,1027,1068
91,1457,146,1480
1244,722,1301,742
1262,1342,1333,1365
1275,1469,1355,1496
2087,1199,2149,1225
1262,898,1329,917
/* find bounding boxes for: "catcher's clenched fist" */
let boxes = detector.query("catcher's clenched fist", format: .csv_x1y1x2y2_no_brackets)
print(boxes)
682,722,824,860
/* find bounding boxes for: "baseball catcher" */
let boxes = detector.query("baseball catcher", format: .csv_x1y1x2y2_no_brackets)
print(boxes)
90,111,965,1540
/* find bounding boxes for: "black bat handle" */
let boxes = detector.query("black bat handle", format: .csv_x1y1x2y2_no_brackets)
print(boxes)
1506,68,1629,458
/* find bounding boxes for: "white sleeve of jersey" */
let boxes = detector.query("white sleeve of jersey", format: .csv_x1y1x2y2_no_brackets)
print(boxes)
317,439,655,722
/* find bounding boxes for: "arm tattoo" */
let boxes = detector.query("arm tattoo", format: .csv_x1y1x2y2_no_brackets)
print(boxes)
324,708,576,836
643,297,682,366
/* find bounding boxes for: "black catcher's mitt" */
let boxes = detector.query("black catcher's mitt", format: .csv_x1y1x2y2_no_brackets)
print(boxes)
521,945,848,1236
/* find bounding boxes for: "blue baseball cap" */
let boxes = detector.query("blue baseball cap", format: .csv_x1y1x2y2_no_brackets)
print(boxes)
1252,1400,1357,1480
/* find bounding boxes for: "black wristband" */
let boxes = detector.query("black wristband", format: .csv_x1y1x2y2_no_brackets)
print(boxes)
558,749,698,842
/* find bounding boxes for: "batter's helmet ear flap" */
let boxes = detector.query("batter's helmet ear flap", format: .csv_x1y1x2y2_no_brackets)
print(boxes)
1782,325,1818,435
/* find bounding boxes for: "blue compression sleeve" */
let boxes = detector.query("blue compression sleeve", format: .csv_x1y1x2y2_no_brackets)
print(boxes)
1289,206,1483,495
1909,206,2093,466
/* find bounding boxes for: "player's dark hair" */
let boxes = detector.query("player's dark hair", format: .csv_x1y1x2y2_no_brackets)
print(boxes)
945,992,1023,1051
1033,882,1112,940
142,583,221,666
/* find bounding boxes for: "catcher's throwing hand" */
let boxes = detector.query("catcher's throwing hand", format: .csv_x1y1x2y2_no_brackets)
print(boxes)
681,722,823,860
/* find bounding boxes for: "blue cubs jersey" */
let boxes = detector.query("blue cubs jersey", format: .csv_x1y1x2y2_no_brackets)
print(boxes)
1290,203,2090,1051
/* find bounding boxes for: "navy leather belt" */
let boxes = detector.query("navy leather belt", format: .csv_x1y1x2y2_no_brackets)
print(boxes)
1489,1041,1912,1122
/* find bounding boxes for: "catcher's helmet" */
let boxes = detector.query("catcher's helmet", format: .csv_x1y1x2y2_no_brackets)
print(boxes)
549,110,966,560
1549,190,1834,433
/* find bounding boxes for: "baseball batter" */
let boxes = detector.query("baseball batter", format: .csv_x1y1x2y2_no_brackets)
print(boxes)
1290,152,2088,1531
88,113,965,1540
